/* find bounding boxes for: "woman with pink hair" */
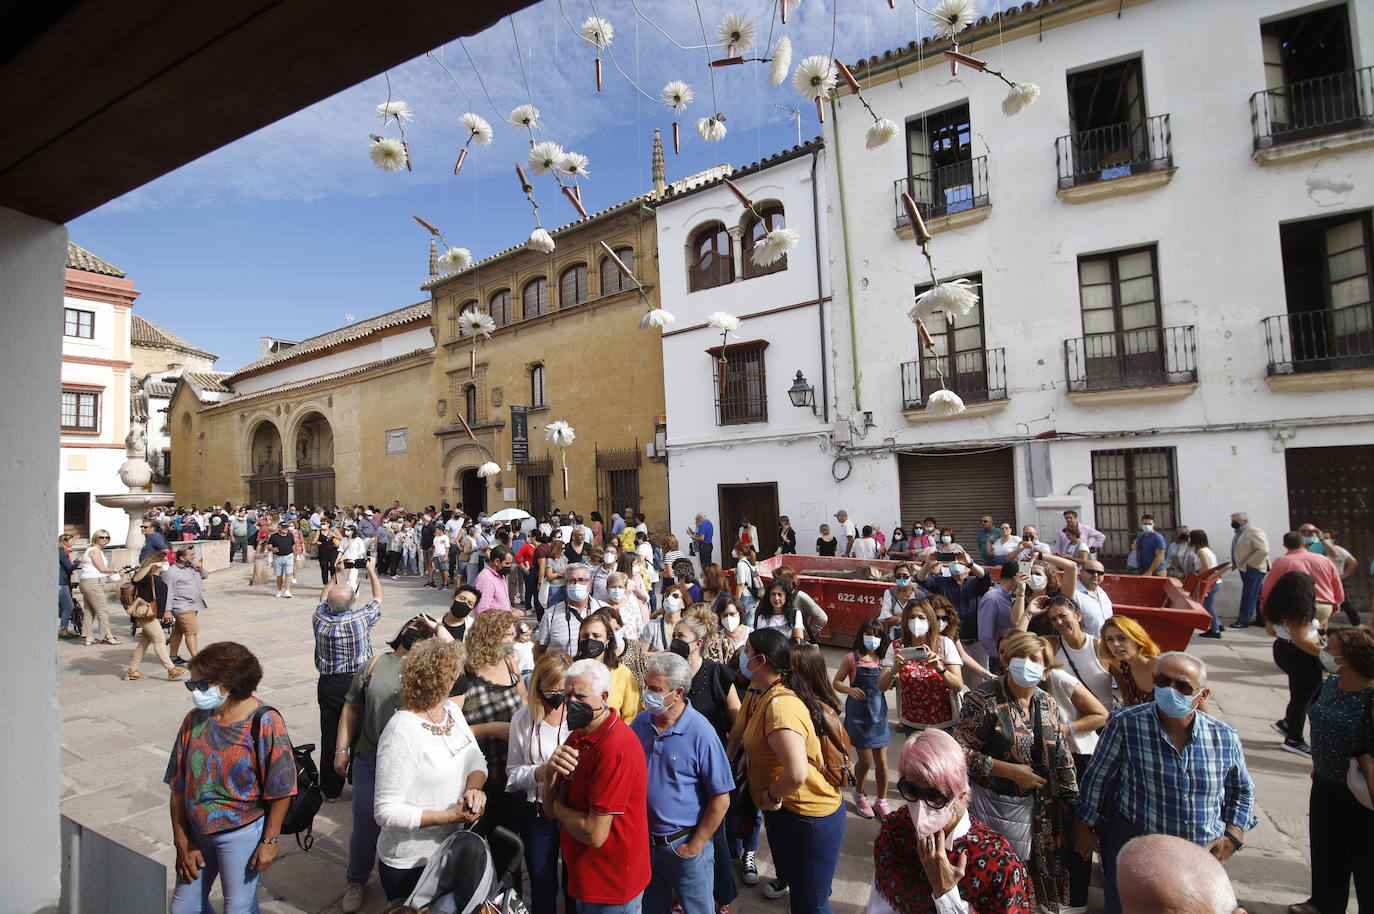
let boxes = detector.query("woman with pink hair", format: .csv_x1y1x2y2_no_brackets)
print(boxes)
868,730,1035,914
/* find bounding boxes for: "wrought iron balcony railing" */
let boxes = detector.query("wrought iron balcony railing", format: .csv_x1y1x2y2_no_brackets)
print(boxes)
1065,325,1197,392
1262,303,1374,375
1251,66,1374,150
900,348,1006,411
894,156,990,226
1055,114,1173,189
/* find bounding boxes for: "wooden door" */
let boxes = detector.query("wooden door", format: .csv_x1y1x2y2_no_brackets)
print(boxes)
1286,445,1373,610
717,483,780,560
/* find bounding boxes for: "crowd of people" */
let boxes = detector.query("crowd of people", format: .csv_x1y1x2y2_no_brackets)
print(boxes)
57,499,1371,914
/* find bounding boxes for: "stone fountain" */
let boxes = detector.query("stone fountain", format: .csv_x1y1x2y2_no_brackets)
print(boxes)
95,418,175,554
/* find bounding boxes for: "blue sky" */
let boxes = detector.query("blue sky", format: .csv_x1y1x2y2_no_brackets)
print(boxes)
71,0,985,371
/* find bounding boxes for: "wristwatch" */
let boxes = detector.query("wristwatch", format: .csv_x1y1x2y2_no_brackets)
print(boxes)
1222,832,1243,852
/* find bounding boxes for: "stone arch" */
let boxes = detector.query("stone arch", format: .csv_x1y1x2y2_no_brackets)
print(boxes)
242,415,286,505
289,408,336,508
441,442,489,517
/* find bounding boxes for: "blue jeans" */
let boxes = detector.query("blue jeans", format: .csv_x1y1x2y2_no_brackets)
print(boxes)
645,834,714,914
346,751,379,884
762,805,845,914
379,861,422,901
711,821,738,906
521,802,573,914
1203,582,1221,632
59,585,76,629
230,536,250,563
1237,569,1266,625
1097,807,1146,914
579,895,643,914
170,816,264,914
726,803,761,857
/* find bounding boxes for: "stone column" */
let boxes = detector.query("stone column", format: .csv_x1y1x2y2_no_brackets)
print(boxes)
727,225,745,280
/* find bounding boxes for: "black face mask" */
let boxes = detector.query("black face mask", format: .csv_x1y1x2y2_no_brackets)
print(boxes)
398,628,426,651
449,600,473,620
542,690,566,709
1231,521,1242,530
668,637,692,660
450,672,472,697
566,698,598,730
575,638,606,661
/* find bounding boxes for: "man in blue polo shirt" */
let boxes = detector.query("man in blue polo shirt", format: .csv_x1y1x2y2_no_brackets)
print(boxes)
631,652,734,914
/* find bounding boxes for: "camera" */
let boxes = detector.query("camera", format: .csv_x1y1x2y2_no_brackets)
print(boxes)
344,558,369,569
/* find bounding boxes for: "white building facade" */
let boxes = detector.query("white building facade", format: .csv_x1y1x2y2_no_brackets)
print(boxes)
656,142,892,558
811,0,1374,607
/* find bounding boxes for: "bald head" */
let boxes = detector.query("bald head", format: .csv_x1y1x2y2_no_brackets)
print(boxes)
1118,834,1244,914
325,583,355,615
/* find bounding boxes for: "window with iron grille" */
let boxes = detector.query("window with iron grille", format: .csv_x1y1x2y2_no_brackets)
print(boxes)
606,468,640,516
1090,447,1178,566
743,205,787,278
61,389,100,432
914,272,991,399
599,247,636,295
689,223,734,291
531,364,547,408
490,288,512,327
464,384,478,424
518,457,554,519
64,308,94,339
523,277,548,319
711,341,768,425
560,263,589,307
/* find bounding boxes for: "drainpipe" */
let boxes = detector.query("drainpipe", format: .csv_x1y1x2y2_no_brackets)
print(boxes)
829,95,862,415
809,149,831,423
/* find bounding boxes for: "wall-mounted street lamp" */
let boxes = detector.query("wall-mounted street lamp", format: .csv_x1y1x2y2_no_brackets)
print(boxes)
787,370,816,415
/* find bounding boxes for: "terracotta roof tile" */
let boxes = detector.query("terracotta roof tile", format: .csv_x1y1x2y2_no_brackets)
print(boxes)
130,314,218,361
66,241,125,277
204,350,429,407
651,138,824,205
224,301,431,380
184,371,231,393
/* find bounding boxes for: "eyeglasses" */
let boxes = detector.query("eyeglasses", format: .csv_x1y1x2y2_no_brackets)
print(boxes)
1152,673,1198,696
896,780,951,807
184,679,215,692
1082,569,1105,576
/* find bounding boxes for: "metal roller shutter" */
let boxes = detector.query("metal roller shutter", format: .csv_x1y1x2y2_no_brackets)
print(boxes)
898,448,1017,545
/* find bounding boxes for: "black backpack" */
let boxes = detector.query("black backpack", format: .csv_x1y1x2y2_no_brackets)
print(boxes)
250,705,324,850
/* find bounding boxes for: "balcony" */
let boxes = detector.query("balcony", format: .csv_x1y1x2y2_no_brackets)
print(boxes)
1250,67,1374,165
1065,325,1197,406
893,156,991,239
1054,115,1175,203
900,348,1007,421
1263,304,1374,392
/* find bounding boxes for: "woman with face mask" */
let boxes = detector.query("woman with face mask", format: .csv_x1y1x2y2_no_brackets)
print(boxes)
954,630,1077,911
867,729,1036,914
165,642,298,912
643,583,688,652
716,595,752,668
832,619,893,819
992,523,1020,560
456,610,527,845
576,610,640,721
880,601,963,735
880,564,927,621
602,570,645,643
756,580,807,642
124,552,185,681
673,611,743,740
1262,569,1324,756
505,652,575,914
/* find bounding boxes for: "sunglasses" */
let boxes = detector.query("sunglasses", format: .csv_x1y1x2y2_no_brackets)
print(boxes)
1153,673,1198,696
1082,569,1105,576
896,780,951,808
184,679,215,692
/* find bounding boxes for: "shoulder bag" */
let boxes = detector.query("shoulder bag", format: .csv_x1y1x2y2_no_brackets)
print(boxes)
1350,691,1374,811
127,573,158,620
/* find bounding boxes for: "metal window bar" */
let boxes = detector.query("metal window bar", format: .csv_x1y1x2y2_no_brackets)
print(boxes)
1090,447,1179,567
1251,66,1374,150
1055,114,1172,189
1262,303,1374,375
712,350,768,425
1064,325,1197,392
899,348,1006,410
894,156,990,225
689,252,733,291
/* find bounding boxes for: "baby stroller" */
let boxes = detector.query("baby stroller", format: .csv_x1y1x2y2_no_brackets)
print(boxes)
386,825,526,914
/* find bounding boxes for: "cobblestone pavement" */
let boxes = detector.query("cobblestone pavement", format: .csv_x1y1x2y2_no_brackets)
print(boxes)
58,568,1314,913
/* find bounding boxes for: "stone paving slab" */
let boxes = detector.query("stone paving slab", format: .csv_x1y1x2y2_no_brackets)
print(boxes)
57,569,1314,913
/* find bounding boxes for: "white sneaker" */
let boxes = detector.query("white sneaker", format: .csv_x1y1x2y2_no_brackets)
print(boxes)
275,591,283,598
283,591,293,598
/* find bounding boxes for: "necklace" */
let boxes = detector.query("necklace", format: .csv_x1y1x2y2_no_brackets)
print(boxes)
420,706,454,737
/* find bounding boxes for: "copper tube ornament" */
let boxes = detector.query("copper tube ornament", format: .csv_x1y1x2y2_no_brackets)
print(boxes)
672,120,680,154
562,465,569,499
403,139,413,172
470,349,477,376
722,178,755,210
561,184,589,219
815,97,825,123
949,43,960,76
453,147,468,176
595,56,603,91
598,241,635,279
915,317,936,350
944,49,989,72
834,59,862,93
515,163,533,193
412,216,440,236
900,192,933,245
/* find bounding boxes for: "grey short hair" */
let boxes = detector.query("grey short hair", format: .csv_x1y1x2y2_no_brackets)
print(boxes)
325,583,355,615
567,658,611,695
566,564,591,582
1156,650,1207,685
1231,511,1248,522
644,651,692,692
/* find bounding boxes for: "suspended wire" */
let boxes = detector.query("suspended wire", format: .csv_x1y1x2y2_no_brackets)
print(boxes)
692,0,720,112
829,0,839,61
457,37,507,120
556,0,671,106
426,51,472,108
508,16,537,106
624,0,717,51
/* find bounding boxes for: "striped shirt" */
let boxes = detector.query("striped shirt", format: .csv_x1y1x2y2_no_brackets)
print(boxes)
313,599,382,676
1077,703,1258,844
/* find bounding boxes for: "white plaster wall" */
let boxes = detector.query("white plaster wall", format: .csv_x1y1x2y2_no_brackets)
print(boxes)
823,0,1374,526
0,205,66,912
59,448,130,539
229,325,431,394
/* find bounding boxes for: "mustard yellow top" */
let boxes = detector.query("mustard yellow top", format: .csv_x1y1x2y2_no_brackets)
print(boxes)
609,662,641,722
740,684,842,818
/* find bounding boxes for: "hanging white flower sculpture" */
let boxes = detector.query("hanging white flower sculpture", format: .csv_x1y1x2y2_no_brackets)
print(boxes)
752,228,800,267
460,113,494,145
769,36,793,87
508,104,541,129
718,13,757,54
477,461,502,478
663,81,695,111
866,117,899,149
793,56,838,101
459,309,497,339
909,278,981,322
927,388,967,417
556,151,590,179
638,309,677,331
1002,82,1041,117
376,100,414,124
527,227,556,254
929,0,977,39
697,115,727,142
529,141,566,176
545,421,576,448
369,137,407,172
438,247,472,274
708,311,742,335
579,16,614,47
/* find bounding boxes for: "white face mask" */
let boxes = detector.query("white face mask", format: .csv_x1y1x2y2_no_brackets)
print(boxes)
602,552,617,565
940,535,952,544
908,617,930,638
665,594,684,612
1028,573,1048,592
721,615,740,633
608,587,625,602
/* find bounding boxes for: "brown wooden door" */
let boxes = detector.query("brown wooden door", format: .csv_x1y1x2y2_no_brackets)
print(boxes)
717,483,780,559
1286,445,1373,610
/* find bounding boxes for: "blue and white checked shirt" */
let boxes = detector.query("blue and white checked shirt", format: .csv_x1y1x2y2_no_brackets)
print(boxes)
313,599,382,676
1077,703,1258,844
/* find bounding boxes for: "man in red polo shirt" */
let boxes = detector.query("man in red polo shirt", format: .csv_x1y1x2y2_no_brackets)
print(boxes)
542,658,651,914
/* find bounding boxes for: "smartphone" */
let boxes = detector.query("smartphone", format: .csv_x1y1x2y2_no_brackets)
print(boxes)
899,645,930,662
934,551,956,562
1018,559,1034,576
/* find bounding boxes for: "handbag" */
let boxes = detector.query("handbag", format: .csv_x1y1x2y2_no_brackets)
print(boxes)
981,682,1045,798
127,573,157,620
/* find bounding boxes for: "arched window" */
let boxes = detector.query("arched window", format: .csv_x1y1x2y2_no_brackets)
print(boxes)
452,299,477,340
490,289,512,327
559,263,589,307
689,223,734,291
522,277,548,319
531,364,547,408
743,204,788,278
464,384,478,423
599,247,636,296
